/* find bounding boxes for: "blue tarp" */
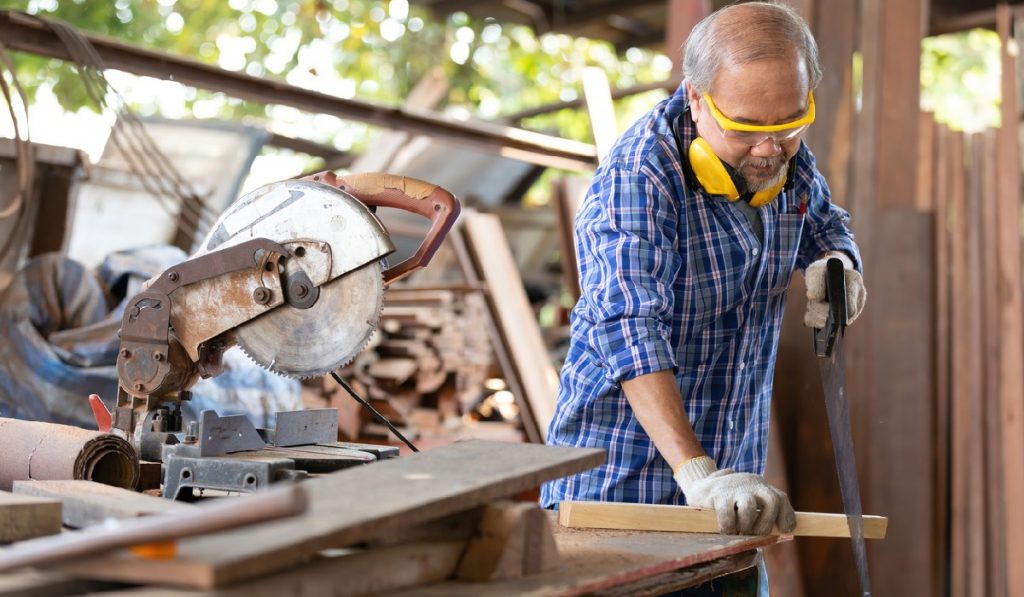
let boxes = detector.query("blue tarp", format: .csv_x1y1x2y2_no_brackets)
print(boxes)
0,247,301,429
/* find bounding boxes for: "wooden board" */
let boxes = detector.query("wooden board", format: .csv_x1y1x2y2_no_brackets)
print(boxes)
0,490,61,543
460,212,559,439
558,501,887,539
62,441,604,589
12,480,195,528
996,8,1024,597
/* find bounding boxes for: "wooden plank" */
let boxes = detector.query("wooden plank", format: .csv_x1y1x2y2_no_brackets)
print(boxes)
874,0,927,209
932,121,952,597
950,130,986,597
0,490,61,543
979,129,1006,597
0,485,305,573
581,66,617,161
996,8,1024,597
456,502,558,581
558,502,887,539
460,212,559,439
588,552,760,597
12,480,196,529
448,228,542,442
0,570,121,596
63,441,603,589
0,12,598,173
916,111,936,211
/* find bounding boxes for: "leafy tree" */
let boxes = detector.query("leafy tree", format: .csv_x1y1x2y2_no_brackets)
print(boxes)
0,0,673,153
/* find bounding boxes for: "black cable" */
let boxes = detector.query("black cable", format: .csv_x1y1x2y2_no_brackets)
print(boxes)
330,371,419,453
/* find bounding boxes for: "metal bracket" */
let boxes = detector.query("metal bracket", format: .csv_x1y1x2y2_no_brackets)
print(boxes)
272,409,338,447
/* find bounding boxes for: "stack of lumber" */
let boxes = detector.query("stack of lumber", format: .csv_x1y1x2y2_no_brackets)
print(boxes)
323,286,500,444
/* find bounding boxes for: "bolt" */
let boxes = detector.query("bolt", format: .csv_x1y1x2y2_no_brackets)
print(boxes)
133,383,144,392
120,349,131,359
153,351,164,362
293,284,309,298
168,271,179,282
253,287,271,304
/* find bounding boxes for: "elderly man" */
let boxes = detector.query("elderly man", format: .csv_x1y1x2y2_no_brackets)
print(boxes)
541,0,865,544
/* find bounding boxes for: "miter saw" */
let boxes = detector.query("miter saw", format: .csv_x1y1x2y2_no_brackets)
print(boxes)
97,172,459,499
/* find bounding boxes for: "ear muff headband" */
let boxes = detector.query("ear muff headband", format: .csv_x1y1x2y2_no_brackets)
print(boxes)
687,137,786,208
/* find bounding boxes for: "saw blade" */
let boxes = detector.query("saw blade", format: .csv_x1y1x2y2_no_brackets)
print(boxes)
235,259,384,378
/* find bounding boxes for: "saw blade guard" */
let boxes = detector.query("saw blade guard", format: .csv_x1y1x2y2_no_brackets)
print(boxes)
200,179,396,278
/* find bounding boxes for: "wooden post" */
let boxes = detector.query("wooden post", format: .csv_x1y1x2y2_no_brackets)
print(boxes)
995,6,1024,596
663,0,711,74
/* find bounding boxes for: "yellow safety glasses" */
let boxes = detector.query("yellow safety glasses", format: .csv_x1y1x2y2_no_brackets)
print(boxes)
702,92,815,147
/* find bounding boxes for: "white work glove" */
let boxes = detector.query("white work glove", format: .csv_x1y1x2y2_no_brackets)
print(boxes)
675,456,797,535
804,251,866,329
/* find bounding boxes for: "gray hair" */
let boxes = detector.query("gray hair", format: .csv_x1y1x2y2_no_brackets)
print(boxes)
682,2,822,94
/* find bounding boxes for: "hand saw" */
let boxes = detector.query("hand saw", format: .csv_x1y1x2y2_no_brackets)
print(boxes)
813,257,871,596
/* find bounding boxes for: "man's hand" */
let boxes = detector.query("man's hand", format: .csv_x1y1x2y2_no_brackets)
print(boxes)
804,251,866,328
675,456,796,535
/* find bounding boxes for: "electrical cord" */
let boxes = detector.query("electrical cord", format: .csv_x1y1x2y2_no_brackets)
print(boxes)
330,371,419,453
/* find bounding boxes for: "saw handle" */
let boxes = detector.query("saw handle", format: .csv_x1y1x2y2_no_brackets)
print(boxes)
813,257,848,357
304,171,460,284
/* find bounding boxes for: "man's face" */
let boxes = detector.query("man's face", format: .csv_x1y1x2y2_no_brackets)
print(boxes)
689,55,811,192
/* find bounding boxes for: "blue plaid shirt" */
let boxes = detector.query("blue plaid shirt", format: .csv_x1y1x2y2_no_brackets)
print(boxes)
541,83,861,507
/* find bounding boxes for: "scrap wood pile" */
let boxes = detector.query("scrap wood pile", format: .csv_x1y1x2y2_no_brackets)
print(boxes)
302,284,514,446
300,211,563,447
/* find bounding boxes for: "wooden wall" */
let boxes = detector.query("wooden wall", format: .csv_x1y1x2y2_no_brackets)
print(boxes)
771,1,1024,596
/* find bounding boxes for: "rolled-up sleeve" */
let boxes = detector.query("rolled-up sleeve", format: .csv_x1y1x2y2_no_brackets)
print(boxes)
795,146,863,272
576,163,684,383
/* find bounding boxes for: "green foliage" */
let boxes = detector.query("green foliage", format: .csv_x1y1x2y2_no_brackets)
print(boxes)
920,28,1001,132
1,0,672,149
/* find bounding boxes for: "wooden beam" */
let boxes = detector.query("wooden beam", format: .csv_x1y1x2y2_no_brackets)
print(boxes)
506,78,680,123
0,10,597,173
459,213,560,440
874,0,927,209
996,6,1024,596
581,67,618,160
0,490,61,543
558,501,888,539
664,0,711,73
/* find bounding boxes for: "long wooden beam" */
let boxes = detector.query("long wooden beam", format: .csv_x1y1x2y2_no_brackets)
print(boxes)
506,78,681,122
558,501,889,539
0,10,597,172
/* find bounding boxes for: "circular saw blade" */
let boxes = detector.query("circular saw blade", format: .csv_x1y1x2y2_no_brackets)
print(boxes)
236,259,384,378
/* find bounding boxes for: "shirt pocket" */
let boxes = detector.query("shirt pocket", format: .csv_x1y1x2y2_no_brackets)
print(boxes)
765,212,805,295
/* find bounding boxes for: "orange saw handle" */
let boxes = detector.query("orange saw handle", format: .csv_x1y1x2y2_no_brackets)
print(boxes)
304,171,460,284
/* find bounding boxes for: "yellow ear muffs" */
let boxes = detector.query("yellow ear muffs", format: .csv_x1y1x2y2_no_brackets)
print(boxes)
687,137,785,208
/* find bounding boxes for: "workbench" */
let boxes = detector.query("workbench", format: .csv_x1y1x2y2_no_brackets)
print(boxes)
0,513,784,597
385,513,784,596
0,441,787,596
